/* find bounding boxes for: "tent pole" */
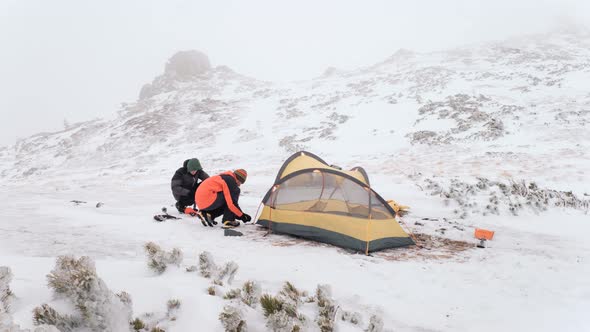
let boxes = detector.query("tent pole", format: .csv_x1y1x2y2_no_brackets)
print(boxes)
308,170,326,212
319,171,325,200
268,185,280,234
366,186,372,255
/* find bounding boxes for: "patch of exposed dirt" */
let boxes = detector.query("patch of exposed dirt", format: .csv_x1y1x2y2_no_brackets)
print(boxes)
246,226,474,261
373,233,473,261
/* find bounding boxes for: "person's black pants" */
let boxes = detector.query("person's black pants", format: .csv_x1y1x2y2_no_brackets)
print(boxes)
201,189,240,222
177,194,195,207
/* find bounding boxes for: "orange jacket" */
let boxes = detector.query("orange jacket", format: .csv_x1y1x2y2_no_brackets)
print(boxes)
195,171,243,217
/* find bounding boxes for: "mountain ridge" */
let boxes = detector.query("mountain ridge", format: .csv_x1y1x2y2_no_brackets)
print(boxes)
1,29,589,194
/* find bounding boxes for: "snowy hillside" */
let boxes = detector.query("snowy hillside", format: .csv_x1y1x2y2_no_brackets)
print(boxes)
2,28,590,189
1,28,589,331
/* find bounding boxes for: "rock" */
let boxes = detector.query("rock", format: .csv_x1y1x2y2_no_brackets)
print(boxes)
138,83,154,100
164,50,211,78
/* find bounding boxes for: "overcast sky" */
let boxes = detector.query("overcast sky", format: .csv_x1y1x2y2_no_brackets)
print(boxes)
0,0,589,146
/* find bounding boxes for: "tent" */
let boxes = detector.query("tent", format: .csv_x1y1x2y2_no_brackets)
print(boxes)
257,151,414,253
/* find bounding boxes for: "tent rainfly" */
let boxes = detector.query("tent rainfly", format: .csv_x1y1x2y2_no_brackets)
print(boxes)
257,151,414,254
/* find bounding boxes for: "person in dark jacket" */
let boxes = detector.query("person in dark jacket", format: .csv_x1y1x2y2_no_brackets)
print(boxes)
171,158,209,213
195,169,251,228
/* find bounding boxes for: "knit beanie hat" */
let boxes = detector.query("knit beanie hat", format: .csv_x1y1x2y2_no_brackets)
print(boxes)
234,169,247,184
187,158,202,172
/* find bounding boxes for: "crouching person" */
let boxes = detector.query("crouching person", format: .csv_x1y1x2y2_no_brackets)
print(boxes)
171,158,209,213
195,169,252,228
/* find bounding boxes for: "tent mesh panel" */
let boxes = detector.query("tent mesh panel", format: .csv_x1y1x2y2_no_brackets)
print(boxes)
267,171,393,220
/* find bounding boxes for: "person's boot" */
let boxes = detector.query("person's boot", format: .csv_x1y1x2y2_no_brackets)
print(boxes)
204,212,218,225
198,211,217,227
221,220,240,229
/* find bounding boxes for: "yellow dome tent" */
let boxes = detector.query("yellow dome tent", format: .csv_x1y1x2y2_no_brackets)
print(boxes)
257,151,414,254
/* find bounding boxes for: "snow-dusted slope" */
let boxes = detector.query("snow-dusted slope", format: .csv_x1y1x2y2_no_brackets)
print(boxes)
2,28,590,190
1,28,589,332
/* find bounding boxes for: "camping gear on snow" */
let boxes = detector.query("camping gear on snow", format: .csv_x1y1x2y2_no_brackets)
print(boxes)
153,214,180,222
184,207,199,216
224,229,243,236
153,207,181,222
154,206,214,226
257,151,414,254
386,199,410,216
474,228,494,240
475,228,494,248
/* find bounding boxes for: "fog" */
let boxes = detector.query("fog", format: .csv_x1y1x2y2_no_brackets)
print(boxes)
0,0,588,146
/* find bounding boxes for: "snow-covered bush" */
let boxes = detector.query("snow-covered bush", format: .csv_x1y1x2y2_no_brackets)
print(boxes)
278,135,308,154
199,251,218,278
32,304,81,331
117,291,133,315
224,289,242,300
341,310,362,326
315,285,336,332
219,305,247,332
1,267,60,332
422,177,590,217
240,281,261,308
409,94,508,144
32,326,61,332
260,294,302,332
260,294,286,317
0,266,28,332
131,298,182,331
198,251,239,286
365,314,384,332
1,266,14,314
144,242,183,274
280,282,307,306
207,286,220,296
33,255,132,332
216,262,239,286
131,318,145,331
166,299,181,321
265,310,300,332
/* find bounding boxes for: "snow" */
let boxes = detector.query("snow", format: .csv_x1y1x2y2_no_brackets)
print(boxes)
2,29,590,331
2,173,589,331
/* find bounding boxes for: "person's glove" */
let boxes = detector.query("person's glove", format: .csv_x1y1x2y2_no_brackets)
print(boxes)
239,213,252,223
184,207,198,217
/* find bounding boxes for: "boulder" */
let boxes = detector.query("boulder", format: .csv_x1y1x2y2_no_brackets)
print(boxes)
164,50,212,78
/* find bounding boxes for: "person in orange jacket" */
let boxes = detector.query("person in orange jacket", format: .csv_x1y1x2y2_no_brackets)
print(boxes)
195,169,252,228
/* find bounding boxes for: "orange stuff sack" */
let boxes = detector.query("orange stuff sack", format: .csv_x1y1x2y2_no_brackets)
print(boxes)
184,207,198,216
474,228,495,240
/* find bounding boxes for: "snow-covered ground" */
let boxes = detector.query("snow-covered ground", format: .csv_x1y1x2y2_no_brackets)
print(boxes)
1,177,589,331
2,28,590,331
